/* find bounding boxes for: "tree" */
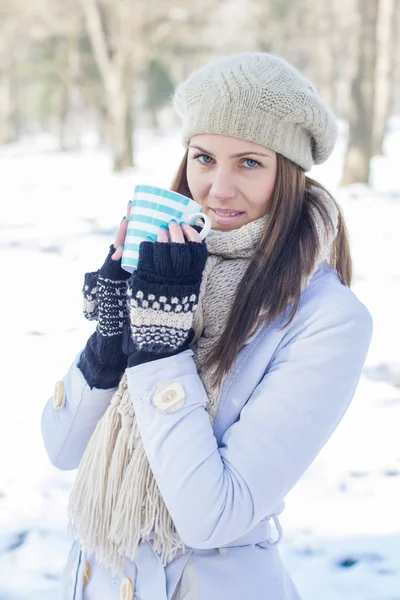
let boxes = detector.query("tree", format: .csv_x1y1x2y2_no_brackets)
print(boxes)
341,0,379,185
144,59,174,130
372,0,396,155
79,0,139,170
79,0,217,170
0,0,29,143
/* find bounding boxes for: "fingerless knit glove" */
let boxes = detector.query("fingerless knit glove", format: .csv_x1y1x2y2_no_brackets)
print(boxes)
127,240,208,368
78,244,131,389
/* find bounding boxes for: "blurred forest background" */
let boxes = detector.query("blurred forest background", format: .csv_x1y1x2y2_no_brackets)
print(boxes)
1,0,399,182
1,3,400,598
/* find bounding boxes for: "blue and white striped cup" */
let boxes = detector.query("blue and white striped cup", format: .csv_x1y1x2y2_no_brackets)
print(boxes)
121,185,212,273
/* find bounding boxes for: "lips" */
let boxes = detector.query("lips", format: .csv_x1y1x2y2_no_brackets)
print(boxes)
210,208,245,225
213,209,243,216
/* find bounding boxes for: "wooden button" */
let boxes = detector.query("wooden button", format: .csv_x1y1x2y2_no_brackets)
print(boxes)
164,390,176,402
120,577,134,600
153,382,185,413
83,560,91,585
53,381,65,409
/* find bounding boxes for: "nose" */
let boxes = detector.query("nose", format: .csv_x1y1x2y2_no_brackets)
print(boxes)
209,169,236,201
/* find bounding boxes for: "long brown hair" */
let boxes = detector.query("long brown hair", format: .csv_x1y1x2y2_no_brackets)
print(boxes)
171,150,352,388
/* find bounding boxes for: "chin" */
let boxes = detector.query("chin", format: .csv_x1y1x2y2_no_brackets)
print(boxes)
212,222,243,231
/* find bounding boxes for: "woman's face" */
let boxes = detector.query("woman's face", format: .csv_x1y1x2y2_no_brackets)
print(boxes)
186,134,277,231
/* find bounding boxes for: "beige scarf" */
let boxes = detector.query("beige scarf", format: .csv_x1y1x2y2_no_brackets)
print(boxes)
68,198,338,575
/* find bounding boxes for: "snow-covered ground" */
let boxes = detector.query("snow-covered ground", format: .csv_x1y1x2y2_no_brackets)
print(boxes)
0,124,399,599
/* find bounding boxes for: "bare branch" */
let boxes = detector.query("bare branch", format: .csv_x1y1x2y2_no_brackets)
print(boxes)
80,0,113,90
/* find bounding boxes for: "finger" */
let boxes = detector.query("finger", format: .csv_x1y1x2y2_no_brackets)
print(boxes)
169,220,185,243
157,226,170,243
114,217,129,249
114,202,131,249
181,223,202,243
111,243,124,261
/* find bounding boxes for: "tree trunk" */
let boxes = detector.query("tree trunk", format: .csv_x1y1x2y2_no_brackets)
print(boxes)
372,0,395,155
341,0,379,186
0,76,13,144
391,0,400,115
150,106,159,130
80,0,135,171
0,70,20,144
105,81,134,171
58,80,70,151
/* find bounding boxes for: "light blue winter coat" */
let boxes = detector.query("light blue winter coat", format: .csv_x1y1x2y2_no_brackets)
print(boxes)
41,260,373,600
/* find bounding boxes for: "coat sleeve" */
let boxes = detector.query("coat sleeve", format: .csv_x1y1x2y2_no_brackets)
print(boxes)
126,302,373,549
41,350,117,470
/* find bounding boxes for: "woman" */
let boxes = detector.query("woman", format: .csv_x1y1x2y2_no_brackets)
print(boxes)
41,52,373,600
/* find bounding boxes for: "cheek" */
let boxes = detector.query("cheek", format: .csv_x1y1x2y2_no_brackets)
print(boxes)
187,164,207,198
246,175,275,215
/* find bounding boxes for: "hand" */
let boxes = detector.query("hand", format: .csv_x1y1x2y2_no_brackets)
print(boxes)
82,201,133,336
126,223,208,366
110,201,131,261
156,220,203,244
79,201,134,388
112,211,202,261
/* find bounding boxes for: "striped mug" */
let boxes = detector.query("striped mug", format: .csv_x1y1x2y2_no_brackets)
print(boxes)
121,185,211,273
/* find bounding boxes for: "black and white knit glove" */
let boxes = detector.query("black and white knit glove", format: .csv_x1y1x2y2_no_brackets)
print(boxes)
78,244,131,389
127,240,208,368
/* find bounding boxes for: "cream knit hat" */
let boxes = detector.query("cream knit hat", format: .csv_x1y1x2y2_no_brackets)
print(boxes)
173,52,338,171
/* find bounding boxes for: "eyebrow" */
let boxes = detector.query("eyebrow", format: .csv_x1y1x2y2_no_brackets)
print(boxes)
189,145,273,159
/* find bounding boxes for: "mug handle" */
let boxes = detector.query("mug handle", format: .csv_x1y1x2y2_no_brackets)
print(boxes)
187,212,211,240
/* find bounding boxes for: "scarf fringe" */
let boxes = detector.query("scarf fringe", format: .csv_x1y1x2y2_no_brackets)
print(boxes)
67,378,124,543
68,373,185,575
110,434,186,565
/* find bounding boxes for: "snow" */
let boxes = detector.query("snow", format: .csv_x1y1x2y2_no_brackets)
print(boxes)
1,123,399,599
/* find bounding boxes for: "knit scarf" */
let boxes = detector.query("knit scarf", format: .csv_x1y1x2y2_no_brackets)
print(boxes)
68,197,338,575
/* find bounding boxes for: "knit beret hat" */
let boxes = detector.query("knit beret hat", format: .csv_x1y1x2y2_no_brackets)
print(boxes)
173,52,338,172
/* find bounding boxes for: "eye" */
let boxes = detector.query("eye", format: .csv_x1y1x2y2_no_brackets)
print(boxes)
243,158,260,169
191,153,214,165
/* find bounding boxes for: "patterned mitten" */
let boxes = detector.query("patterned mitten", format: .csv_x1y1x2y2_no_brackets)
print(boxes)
127,240,208,368
78,244,131,389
